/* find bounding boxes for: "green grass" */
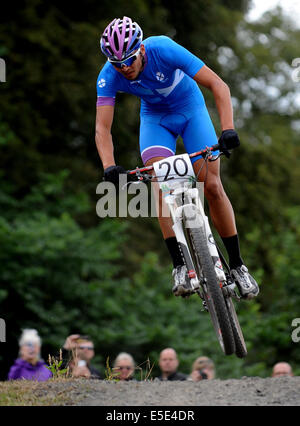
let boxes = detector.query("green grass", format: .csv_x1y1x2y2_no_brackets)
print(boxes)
0,378,86,406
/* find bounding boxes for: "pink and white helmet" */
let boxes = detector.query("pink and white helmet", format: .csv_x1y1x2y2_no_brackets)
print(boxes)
100,16,143,61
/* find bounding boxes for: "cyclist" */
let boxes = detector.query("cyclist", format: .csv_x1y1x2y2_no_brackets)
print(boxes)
96,16,259,300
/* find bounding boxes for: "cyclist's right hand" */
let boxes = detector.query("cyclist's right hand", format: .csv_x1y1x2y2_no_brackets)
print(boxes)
103,165,126,185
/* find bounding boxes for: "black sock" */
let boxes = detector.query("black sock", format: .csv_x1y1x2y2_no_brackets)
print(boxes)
165,237,184,268
221,234,244,270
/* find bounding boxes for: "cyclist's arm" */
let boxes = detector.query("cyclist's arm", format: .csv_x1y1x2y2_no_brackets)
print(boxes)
193,65,234,131
95,105,116,170
155,37,234,131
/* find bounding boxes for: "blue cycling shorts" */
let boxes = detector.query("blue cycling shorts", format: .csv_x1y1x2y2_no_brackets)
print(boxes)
139,105,219,165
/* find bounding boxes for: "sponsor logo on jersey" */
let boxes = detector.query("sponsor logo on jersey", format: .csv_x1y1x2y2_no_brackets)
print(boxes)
156,71,166,82
98,78,106,88
155,69,184,96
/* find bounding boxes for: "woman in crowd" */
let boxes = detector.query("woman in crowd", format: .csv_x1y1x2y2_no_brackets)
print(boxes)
113,352,136,381
8,329,52,381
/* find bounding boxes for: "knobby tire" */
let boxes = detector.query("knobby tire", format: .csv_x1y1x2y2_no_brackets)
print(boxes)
226,298,247,358
188,226,235,355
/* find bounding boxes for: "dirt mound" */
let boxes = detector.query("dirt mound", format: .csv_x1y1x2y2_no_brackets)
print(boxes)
2,376,298,406
37,376,299,406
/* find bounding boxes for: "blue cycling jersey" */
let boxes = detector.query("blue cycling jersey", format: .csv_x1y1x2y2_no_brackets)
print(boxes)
96,36,219,165
96,35,205,113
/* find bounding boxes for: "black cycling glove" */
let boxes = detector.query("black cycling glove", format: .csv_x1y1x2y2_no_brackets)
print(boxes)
103,165,126,186
218,129,240,158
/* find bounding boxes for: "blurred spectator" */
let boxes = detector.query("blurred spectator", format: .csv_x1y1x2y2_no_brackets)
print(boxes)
62,334,102,379
271,362,294,377
188,356,215,381
8,329,52,381
157,348,187,381
113,352,136,381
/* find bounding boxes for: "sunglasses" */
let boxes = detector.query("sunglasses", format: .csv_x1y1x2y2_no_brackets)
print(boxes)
108,48,140,69
24,342,35,347
79,346,94,350
116,366,132,370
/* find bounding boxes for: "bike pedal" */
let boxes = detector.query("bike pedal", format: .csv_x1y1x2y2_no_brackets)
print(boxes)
173,284,191,297
222,282,241,301
173,269,199,298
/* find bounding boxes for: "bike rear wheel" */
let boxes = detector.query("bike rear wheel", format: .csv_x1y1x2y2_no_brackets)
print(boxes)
187,226,235,355
226,298,247,358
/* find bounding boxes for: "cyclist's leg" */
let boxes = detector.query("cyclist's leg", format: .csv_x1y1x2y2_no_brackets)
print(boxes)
140,115,177,239
182,107,259,298
199,158,259,297
142,111,192,240
195,158,238,238
140,116,187,294
182,107,237,238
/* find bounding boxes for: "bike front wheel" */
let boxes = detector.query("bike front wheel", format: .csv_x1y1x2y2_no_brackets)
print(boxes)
187,226,235,355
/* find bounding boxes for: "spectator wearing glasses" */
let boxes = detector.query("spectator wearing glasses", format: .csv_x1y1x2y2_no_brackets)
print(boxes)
113,352,136,381
62,334,102,379
8,329,52,381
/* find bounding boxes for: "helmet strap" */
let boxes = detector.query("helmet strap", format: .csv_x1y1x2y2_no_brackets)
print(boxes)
141,53,146,70
134,53,146,80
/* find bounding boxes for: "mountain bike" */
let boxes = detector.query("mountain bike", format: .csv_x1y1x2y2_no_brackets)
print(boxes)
127,144,247,358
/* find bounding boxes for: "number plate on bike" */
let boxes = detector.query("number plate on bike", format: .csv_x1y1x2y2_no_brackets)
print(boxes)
153,154,195,190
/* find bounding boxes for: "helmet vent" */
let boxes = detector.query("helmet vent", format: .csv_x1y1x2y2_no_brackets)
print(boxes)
113,32,119,52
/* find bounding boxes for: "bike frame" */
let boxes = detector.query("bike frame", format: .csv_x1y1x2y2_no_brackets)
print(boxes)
152,155,228,296
128,145,227,291
127,144,247,356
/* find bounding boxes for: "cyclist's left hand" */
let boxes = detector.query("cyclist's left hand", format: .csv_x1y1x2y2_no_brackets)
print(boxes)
218,129,240,157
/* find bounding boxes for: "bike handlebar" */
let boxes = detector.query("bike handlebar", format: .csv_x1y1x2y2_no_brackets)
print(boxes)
189,143,220,159
127,143,221,176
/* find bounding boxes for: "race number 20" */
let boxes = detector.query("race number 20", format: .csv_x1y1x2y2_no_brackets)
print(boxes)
153,153,195,187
